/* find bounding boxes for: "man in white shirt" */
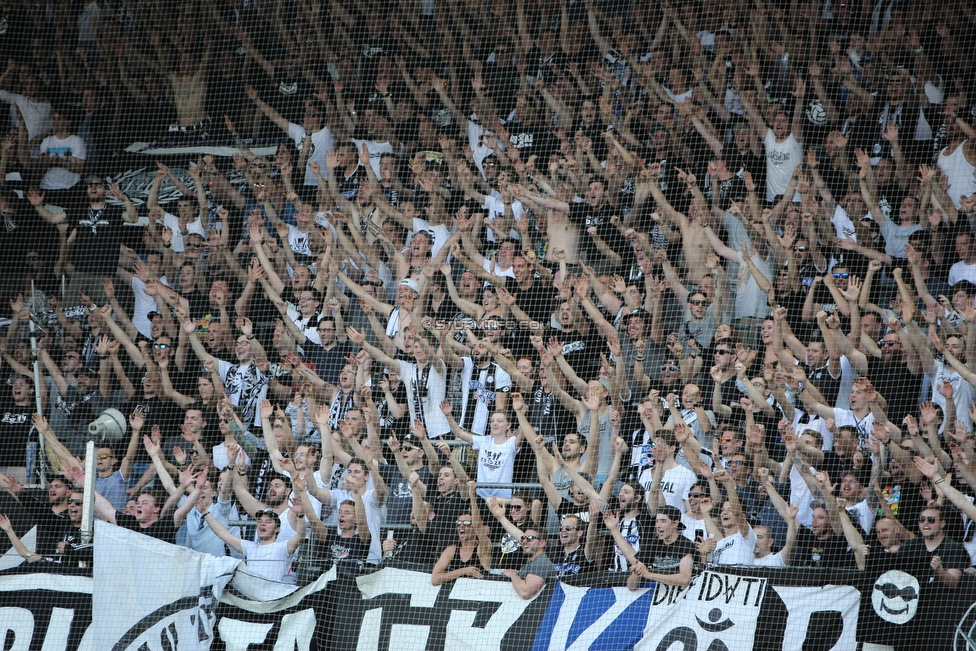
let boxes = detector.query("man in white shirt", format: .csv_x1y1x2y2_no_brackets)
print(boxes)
742,78,806,202
699,469,756,565
204,508,305,582
37,108,86,194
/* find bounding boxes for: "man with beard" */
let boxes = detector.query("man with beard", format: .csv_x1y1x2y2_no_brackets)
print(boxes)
37,349,106,456
438,334,511,438
927,334,976,432
347,327,452,439
28,175,138,304
231,471,306,547
0,473,71,558
504,255,555,323
591,480,654,573
791,501,858,569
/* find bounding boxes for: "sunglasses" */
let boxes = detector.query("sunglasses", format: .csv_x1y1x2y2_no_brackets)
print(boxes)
918,515,938,524
689,299,709,307
661,365,678,372
881,340,900,347
560,525,577,531
401,445,419,452
483,161,498,167
186,243,204,249
509,504,524,510
727,460,745,466
778,274,790,280
88,181,104,188
793,246,808,252
456,519,473,526
68,498,84,505
153,343,169,350
721,436,735,443
26,256,40,262
714,349,731,356
833,273,850,279
689,493,703,499
97,453,113,460
521,534,539,542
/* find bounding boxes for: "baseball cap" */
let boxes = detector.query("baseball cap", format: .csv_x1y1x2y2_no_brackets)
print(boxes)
399,278,421,294
656,505,686,530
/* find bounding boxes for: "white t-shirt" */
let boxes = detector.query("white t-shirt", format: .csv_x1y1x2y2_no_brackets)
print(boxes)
397,359,451,437
411,217,453,258
734,250,773,319
846,500,876,538
948,260,976,287
482,258,516,281
832,407,875,447
929,359,976,432
321,487,385,564
286,224,313,259
131,275,171,340
288,122,337,185
763,129,803,202
711,526,756,566
161,212,207,254
471,434,519,500
482,195,526,242
39,134,86,190
831,204,857,241
638,464,698,514
680,514,708,542
351,138,394,180
239,539,294,583
753,550,786,567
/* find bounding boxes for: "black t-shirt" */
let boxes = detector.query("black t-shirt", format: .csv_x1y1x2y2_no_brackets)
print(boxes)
549,326,604,382
553,545,595,577
635,534,696,576
867,357,924,424
73,204,126,274
427,490,468,547
125,397,180,465
0,396,33,466
115,513,177,545
513,277,556,323
568,202,625,268
806,363,841,407
378,464,434,526
306,341,355,386
793,527,856,569
894,536,971,587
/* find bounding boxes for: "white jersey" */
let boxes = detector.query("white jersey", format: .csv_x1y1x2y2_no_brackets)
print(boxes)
711,527,756,566
288,122,337,185
457,358,512,436
638,464,698,514
763,129,803,202
471,434,519,500
398,359,451,437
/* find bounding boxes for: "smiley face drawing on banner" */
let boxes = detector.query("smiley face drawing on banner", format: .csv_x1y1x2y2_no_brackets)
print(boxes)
872,570,920,625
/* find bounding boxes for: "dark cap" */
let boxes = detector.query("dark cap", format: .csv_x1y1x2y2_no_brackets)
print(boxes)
256,508,281,524
656,505,686,530
623,308,649,323
81,365,100,378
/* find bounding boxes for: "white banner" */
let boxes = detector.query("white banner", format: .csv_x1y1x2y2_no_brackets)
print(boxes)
92,521,240,651
633,571,765,651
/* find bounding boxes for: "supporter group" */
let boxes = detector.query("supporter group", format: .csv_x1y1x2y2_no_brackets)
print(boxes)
0,0,975,647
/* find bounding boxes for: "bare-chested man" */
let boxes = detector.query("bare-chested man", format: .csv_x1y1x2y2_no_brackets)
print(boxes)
166,45,212,131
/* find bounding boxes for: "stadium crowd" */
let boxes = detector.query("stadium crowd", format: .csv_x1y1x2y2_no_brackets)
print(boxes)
0,0,975,646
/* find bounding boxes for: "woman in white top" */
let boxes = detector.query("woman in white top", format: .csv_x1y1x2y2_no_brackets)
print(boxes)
441,402,524,500
699,468,756,566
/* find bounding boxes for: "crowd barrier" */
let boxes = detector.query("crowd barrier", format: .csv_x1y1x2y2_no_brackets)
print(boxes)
2,522,976,650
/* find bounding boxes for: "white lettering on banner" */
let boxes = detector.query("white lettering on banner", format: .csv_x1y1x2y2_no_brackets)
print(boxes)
41,608,76,651
0,608,34,651
445,578,537,648
216,619,274,651
771,585,859,651
354,569,535,651
634,571,766,651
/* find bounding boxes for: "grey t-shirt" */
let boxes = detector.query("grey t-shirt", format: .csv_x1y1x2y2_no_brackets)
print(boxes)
518,552,558,581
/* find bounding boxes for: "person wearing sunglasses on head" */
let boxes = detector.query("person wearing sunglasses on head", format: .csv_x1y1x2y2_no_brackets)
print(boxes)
488,497,557,599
